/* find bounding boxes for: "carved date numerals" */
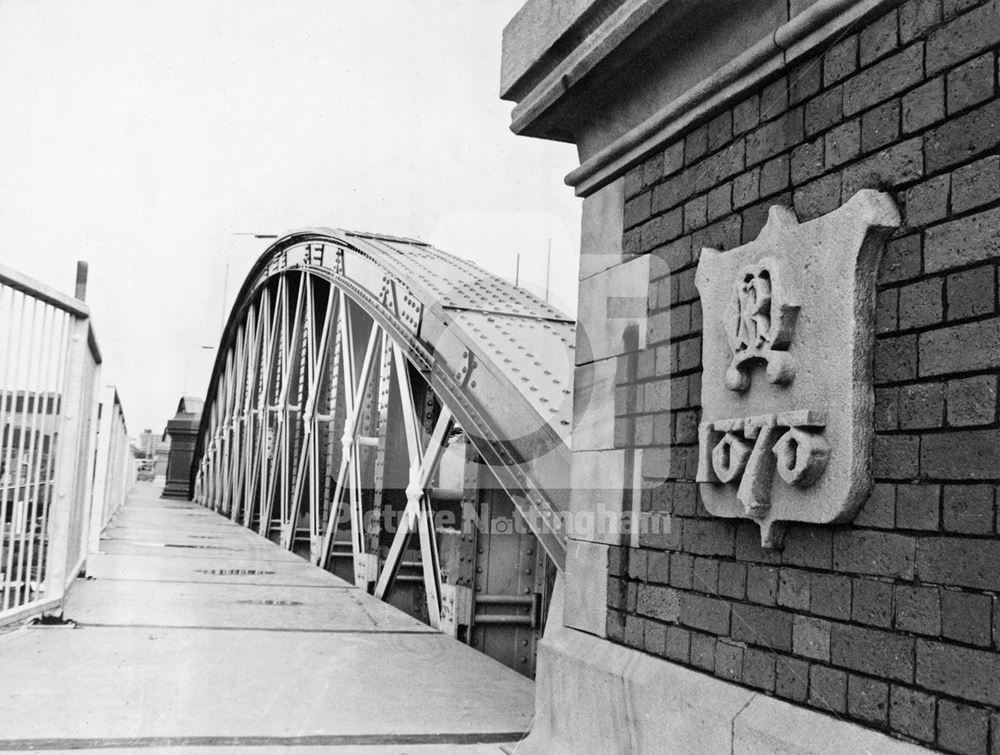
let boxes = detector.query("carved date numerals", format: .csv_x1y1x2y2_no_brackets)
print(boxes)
697,410,830,517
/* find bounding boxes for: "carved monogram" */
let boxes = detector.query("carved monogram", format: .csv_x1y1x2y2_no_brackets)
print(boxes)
724,257,800,392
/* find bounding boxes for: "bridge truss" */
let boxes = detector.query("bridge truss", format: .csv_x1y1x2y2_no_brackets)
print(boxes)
192,229,574,674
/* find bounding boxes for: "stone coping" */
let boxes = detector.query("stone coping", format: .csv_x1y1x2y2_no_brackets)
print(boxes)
521,625,935,754
503,0,903,197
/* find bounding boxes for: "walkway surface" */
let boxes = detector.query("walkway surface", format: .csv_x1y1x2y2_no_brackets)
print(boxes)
0,483,534,753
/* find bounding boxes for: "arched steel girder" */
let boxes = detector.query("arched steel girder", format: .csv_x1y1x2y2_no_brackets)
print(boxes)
192,228,574,582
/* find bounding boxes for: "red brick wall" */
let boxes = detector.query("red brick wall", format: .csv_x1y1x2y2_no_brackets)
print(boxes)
610,0,1000,751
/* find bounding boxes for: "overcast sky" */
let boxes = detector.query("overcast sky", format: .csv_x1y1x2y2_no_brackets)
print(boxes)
0,0,580,434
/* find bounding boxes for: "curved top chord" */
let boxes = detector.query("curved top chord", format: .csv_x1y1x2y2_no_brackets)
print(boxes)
193,228,574,570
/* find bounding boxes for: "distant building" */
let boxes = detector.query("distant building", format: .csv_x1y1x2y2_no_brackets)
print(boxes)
136,428,170,479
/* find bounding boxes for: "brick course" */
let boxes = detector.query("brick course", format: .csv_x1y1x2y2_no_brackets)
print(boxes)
613,0,1000,748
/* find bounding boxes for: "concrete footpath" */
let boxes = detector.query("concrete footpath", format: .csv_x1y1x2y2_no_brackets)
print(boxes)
0,482,534,753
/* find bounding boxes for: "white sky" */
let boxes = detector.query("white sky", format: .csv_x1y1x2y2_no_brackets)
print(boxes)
0,0,581,434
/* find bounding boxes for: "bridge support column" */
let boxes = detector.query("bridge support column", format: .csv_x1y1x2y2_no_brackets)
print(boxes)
500,0,979,750
162,397,202,500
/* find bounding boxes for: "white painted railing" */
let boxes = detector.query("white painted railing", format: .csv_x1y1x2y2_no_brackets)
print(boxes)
88,386,135,555
0,261,134,624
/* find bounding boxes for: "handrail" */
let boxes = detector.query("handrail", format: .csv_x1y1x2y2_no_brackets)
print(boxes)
0,262,90,319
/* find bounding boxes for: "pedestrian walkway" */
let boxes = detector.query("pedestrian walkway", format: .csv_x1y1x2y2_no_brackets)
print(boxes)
0,482,534,753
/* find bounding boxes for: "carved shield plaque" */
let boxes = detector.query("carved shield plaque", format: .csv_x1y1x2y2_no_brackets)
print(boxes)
694,190,900,547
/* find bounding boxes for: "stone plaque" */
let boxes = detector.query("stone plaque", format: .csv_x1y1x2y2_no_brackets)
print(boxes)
694,190,900,547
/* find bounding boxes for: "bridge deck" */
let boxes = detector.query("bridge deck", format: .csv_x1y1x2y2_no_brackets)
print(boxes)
0,483,533,753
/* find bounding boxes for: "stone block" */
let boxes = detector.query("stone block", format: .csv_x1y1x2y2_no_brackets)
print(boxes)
941,484,994,534
579,177,626,280
847,674,889,725
926,0,1000,74
568,449,629,545
946,266,996,321
679,592,731,634
902,175,950,228
808,665,847,713
576,254,651,365
895,483,940,529
894,584,942,635
859,9,899,66
825,119,861,167
889,685,936,743
879,233,921,284
916,639,1000,705
520,626,755,754
563,539,610,636
729,604,792,651
940,588,992,646
694,191,900,546
824,36,859,85
916,536,1000,590
810,572,852,619
952,155,1000,213
920,429,1000,479
946,374,997,426
924,97,1000,173
902,77,945,133
841,138,924,199
900,0,941,42
843,43,924,115
918,318,1000,375
742,647,776,692
852,577,893,627
862,99,901,153
793,172,843,220
898,278,943,329
937,700,990,755
833,530,916,578
946,52,995,114
792,615,831,660
806,85,844,136
572,357,619,451
831,624,916,682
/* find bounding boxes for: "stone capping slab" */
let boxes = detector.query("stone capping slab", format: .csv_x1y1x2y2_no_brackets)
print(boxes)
506,0,674,126
501,0,614,100
549,0,903,197
734,694,932,754
521,625,934,754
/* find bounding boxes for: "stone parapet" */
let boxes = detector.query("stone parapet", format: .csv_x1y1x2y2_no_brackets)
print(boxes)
503,0,1000,750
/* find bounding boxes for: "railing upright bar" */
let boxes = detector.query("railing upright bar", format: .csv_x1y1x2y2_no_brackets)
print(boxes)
1,289,29,610
13,300,48,606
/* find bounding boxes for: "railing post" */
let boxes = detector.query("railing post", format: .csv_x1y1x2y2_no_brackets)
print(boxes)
74,366,101,570
87,385,116,554
42,314,90,607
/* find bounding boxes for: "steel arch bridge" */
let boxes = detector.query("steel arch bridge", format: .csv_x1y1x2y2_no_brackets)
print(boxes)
192,228,574,675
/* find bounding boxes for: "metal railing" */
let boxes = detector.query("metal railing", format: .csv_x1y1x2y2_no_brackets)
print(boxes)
88,386,135,555
0,261,133,624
